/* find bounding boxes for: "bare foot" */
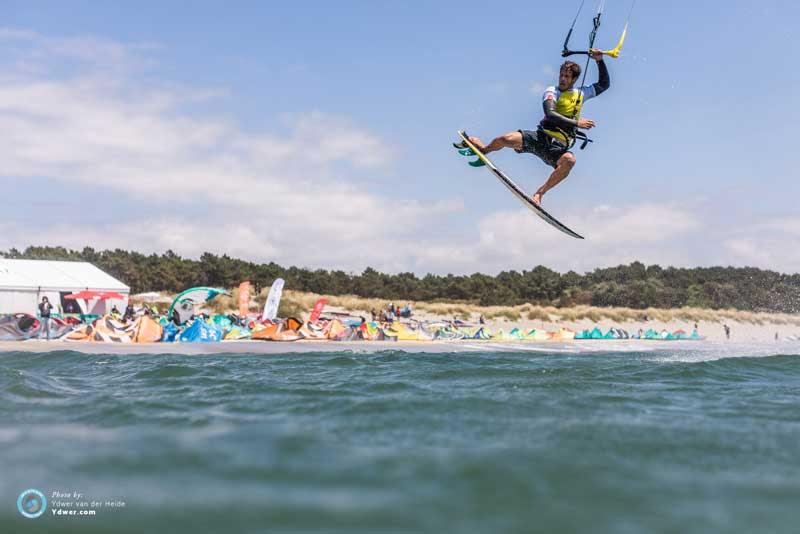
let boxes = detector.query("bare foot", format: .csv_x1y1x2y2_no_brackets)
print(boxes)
531,192,543,206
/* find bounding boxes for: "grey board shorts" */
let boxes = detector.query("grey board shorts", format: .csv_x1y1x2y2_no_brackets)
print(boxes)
516,128,569,168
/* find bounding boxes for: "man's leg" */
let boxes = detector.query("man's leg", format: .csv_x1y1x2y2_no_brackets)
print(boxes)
469,131,523,155
532,152,576,206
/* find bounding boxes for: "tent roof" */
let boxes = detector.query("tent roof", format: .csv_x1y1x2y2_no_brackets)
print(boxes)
0,259,129,292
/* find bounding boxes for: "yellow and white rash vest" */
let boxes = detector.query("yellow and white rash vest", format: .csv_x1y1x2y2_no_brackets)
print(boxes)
539,84,598,144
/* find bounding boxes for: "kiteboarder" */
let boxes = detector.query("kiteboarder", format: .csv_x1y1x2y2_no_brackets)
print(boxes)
463,49,609,206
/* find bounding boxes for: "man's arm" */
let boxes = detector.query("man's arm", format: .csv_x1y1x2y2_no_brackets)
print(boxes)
592,58,610,96
542,99,579,129
542,98,595,130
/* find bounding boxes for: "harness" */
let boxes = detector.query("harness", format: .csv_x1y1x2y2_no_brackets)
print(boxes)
541,85,594,151
541,126,593,151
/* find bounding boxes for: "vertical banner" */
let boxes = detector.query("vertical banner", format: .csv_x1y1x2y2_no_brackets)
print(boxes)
308,298,327,323
238,281,250,318
261,278,285,321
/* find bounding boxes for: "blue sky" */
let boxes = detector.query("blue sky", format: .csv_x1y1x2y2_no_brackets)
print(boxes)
1,1,799,275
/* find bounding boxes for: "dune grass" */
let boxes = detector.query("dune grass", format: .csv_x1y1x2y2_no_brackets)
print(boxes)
132,288,800,326
276,291,800,326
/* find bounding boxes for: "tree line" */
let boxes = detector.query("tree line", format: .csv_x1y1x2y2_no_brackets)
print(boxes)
3,246,799,313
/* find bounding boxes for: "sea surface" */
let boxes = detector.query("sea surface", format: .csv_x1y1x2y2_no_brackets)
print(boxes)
1,342,799,533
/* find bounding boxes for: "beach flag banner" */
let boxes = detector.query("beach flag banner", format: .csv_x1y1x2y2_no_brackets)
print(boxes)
262,278,285,321
238,281,250,318
309,298,327,323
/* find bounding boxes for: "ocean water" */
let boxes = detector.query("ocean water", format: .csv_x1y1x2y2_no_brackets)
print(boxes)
1,343,799,533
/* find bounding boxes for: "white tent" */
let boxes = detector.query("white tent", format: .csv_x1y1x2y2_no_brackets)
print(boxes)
0,259,129,316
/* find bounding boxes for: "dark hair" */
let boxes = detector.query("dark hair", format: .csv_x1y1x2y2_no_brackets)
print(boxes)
42,296,49,302
560,61,581,80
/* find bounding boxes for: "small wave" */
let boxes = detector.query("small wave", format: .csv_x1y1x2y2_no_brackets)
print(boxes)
323,355,360,366
133,364,203,379
699,353,800,376
366,381,414,394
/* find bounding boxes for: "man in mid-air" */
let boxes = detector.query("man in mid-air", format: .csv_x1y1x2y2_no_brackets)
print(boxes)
462,49,609,206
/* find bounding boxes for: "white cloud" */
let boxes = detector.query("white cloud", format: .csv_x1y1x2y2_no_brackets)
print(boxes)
755,216,800,236
721,216,800,271
723,236,800,272
0,28,463,271
0,27,159,72
448,202,701,273
0,215,464,274
0,199,691,275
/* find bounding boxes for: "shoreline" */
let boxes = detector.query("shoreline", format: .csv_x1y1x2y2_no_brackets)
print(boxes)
1,335,796,356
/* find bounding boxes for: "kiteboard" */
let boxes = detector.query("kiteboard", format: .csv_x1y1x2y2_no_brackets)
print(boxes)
455,130,584,239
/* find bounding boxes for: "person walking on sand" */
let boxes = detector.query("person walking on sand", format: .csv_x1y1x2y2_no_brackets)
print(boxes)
38,296,53,340
724,324,731,340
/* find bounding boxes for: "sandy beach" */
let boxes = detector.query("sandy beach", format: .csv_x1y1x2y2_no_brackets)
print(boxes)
2,316,796,355
320,305,798,343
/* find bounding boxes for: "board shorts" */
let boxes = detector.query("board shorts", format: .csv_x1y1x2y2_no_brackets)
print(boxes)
516,128,570,168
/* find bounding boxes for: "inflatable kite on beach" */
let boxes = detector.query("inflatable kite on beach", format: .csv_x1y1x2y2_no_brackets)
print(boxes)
168,287,227,325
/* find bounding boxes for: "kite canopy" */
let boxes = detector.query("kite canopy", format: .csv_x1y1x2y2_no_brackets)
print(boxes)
0,314,40,341
168,287,226,325
179,320,223,343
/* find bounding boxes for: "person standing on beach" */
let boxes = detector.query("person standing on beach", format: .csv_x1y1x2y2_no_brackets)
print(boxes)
724,324,731,340
124,302,136,322
38,296,53,340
